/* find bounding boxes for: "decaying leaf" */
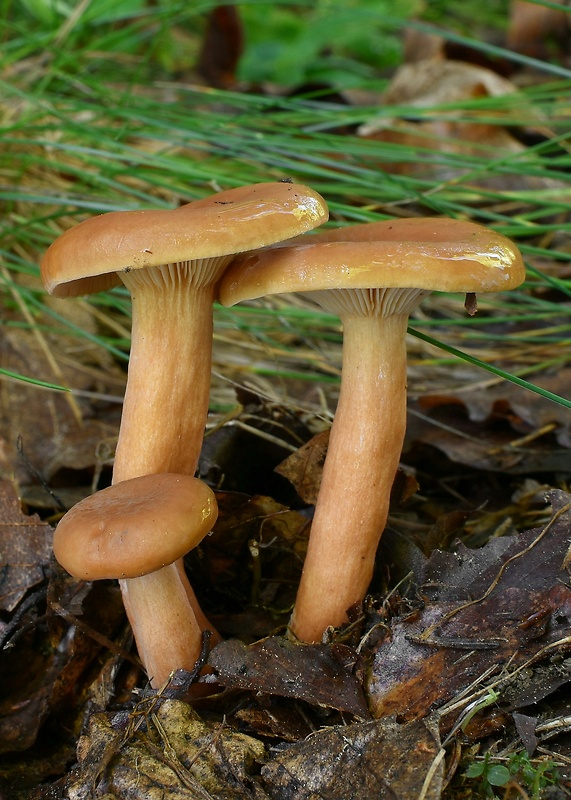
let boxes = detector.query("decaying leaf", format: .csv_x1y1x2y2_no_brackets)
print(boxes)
274,429,329,505
207,636,369,717
367,490,571,722
512,712,539,755
358,57,557,192
234,697,315,742
66,699,267,799
407,370,571,474
419,365,571,448
380,58,518,108
200,392,313,506
0,636,63,755
507,0,570,60
0,477,52,612
262,716,443,800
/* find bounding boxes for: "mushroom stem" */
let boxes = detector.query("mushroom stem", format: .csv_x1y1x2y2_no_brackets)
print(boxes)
113,264,225,482
112,262,228,684
120,565,203,687
289,311,409,643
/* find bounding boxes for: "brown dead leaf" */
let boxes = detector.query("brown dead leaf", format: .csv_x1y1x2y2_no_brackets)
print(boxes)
200,392,312,505
274,429,330,505
235,697,314,742
407,370,571,473
513,712,539,755
502,655,571,714
439,368,571,448
0,478,52,612
0,516,123,763
381,58,517,108
0,582,125,760
262,716,443,800
67,712,123,794
360,118,529,187
359,58,556,192
207,636,369,717
367,489,571,722
0,634,63,755
275,431,418,511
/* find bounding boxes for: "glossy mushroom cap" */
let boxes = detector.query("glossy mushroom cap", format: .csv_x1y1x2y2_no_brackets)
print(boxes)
41,182,328,297
54,473,217,580
218,217,525,304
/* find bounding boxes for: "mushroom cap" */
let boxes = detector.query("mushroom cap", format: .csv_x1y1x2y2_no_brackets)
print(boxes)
218,217,525,306
53,473,217,580
41,182,329,298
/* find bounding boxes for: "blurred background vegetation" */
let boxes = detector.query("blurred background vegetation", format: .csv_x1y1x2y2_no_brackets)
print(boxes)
1,0,570,419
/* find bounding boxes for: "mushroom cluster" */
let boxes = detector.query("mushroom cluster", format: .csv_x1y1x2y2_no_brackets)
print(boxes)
42,181,329,687
41,182,525,686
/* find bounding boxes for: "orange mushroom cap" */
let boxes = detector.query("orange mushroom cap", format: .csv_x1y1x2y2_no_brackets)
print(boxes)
53,473,217,580
41,182,328,298
218,217,525,305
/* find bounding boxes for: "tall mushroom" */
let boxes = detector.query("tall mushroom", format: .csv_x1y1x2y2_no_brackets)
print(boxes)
218,217,525,642
41,182,328,676
53,473,217,687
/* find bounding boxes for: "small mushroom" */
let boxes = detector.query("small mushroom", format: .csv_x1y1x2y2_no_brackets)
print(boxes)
219,217,525,642
41,182,328,661
54,473,217,687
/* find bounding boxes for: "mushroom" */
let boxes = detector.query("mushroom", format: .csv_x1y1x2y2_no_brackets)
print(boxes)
41,182,328,667
54,473,217,687
218,217,525,642
41,182,328,483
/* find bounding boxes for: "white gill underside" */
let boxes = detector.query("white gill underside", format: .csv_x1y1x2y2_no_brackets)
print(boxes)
306,287,431,317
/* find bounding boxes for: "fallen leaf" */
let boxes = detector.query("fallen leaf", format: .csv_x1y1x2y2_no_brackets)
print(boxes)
67,699,267,799
262,716,443,800
507,0,570,60
199,393,312,506
359,58,557,192
207,636,369,717
360,117,529,188
197,492,308,637
274,429,329,505
380,58,518,108
501,646,571,711
276,431,417,510
0,478,52,612
0,635,62,755
513,712,539,755
407,386,571,474
417,364,571,448
367,490,571,722
235,697,314,742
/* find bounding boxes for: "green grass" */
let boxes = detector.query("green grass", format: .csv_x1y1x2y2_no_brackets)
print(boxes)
1,1,571,412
